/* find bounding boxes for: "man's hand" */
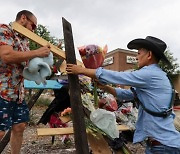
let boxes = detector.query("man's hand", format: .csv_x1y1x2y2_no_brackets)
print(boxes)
66,64,84,75
35,45,51,57
66,64,97,78
97,82,117,97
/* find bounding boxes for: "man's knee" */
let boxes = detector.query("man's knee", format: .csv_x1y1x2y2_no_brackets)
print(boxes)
12,123,27,133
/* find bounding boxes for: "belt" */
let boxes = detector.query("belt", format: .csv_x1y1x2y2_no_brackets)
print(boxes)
146,138,162,147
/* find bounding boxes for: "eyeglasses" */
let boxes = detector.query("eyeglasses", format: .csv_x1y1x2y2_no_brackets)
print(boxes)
26,16,37,30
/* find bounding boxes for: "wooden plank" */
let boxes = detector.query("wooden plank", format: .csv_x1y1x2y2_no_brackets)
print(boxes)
87,132,112,154
0,130,11,153
59,116,71,123
37,127,74,136
36,125,130,136
11,22,83,67
117,124,130,131
12,22,64,57
62,17,89,154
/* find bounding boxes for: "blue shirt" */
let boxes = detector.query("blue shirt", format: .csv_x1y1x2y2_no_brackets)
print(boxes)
96,64,180,148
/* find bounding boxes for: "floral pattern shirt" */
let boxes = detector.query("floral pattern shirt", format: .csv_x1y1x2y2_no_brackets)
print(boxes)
0,23,29,103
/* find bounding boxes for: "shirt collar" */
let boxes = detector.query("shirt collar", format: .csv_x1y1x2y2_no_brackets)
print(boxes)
9,22,26,40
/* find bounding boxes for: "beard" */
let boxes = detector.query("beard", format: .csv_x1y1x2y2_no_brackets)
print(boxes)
23,21,29,29
21,20,30,30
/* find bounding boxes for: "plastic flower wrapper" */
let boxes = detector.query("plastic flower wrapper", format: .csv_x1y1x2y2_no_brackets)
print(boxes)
115,103,138,130
99,93,118,112
90,108,119,139
78,44,108,69
78,44,108,108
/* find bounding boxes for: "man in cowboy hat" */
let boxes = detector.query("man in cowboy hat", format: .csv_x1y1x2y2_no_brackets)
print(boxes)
66,36,180,153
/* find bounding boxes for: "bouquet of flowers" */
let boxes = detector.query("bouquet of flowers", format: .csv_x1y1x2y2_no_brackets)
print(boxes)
99,93,118,111
78,44,108,108
78,44,108,69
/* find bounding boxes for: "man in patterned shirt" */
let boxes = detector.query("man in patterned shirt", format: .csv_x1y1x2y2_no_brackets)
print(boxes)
0,10,51,153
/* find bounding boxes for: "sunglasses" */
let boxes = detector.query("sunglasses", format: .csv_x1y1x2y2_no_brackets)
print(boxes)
26,16,37,30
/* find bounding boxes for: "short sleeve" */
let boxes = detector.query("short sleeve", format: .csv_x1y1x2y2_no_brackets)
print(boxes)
0,24,14,47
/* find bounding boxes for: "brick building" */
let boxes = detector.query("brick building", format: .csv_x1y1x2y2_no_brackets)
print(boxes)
102,48,137,72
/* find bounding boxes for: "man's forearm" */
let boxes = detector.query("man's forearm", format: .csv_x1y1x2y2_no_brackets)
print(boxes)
0,45,50,64
102,85,117,97
0,45,37,64
0,49,37,64
82,68,97,78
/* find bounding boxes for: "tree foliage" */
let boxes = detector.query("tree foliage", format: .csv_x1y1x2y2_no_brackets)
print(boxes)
159,49,180,76
29,24,63,50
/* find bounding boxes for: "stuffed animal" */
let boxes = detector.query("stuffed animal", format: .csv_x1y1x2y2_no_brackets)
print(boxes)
23,52,53,85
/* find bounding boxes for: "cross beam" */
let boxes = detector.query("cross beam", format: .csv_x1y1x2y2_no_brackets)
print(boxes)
11,22,83,67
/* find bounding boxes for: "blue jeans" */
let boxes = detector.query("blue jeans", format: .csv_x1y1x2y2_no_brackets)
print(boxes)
146,144,180,154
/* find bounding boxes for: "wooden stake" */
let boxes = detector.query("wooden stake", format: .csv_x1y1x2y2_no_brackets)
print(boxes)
62,17,89,154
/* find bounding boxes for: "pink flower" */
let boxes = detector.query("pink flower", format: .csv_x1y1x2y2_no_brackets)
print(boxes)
78,45,108,69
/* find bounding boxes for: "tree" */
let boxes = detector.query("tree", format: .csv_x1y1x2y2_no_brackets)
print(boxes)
159,49,180,76
29,24,62,50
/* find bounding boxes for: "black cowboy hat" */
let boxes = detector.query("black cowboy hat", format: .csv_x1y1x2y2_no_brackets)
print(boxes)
127,36,170,64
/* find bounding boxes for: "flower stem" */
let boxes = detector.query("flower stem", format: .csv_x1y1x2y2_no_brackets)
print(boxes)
93,81,98,109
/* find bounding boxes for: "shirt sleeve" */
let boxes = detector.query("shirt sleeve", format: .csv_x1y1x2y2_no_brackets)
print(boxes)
0,24,14,47
115,87,134,102
95,67,151,88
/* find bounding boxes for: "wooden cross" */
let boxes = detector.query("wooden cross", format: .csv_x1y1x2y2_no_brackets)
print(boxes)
0,18,89,153
0,18,131,154
62,17,89,154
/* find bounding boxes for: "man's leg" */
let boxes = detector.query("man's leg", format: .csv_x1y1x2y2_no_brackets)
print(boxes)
10,122,27,154
10,100,29,154
0,131,5,140
0,97,11,141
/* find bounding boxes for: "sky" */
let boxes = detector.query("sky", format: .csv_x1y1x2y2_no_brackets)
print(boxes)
1,0,180,66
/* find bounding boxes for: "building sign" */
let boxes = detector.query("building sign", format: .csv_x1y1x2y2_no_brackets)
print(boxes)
103,56,114,66
126,56,137,64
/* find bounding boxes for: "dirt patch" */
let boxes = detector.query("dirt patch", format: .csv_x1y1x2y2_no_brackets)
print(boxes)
2,106,145,154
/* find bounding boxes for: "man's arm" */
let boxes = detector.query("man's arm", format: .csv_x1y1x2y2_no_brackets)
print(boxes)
98,84,117,97
0,45,50,64
66,64,117,96
66,64,97,78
